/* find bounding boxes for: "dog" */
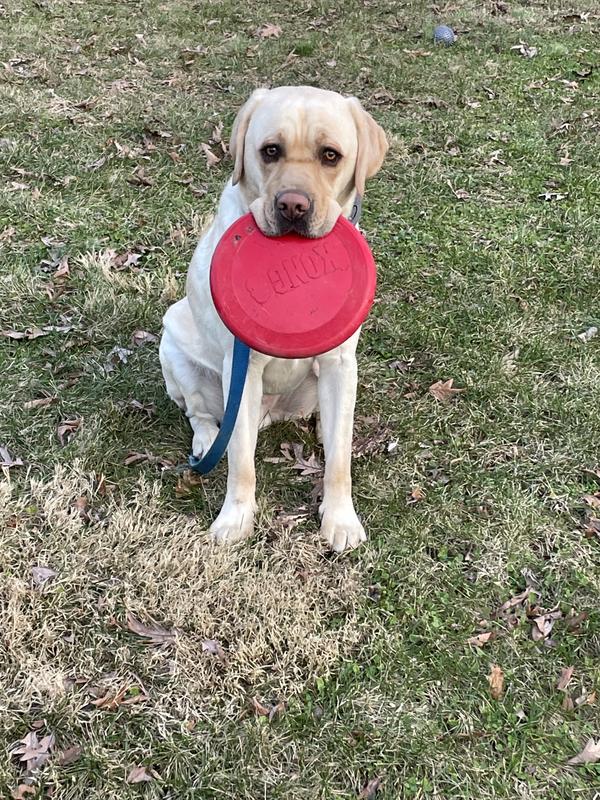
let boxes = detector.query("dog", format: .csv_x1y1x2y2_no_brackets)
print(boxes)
159,86,387,552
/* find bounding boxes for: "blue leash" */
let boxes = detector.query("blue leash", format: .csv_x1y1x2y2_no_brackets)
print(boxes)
188,337,250,474
187,196,362,475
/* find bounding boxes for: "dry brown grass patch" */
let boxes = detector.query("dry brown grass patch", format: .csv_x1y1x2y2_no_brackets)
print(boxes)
0,465,364,723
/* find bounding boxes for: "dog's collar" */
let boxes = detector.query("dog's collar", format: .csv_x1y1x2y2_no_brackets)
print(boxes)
348,193,362,227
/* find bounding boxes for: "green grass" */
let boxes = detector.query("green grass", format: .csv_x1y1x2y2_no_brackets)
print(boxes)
1,1,599,797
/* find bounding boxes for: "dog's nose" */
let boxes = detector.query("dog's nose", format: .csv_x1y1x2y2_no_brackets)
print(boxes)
275,190,311,222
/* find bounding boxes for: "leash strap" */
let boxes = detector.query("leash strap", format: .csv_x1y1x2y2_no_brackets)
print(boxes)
188,337,250,474
187,195,362,475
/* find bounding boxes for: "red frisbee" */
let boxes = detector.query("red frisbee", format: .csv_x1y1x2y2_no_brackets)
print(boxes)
210,213,376,358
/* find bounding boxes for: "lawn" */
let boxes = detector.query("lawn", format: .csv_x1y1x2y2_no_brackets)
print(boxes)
1,0,599,797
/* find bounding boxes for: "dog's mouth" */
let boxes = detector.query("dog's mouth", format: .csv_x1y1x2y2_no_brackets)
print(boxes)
248,195,339,240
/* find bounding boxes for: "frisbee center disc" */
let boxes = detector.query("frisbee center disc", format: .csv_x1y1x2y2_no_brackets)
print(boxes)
232,234,353,335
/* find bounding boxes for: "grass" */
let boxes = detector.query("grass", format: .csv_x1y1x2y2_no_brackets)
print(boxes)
1,0,599,797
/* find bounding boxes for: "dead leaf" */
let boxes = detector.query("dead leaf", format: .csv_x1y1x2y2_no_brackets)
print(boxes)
56,744,83,766
565,610,588,632
123,451,174,469
583,493,600,510
127,165,153,187
11,731,55,771
31,566,57,587
496,586,535,616
201,639,227,663
353,418,394,458
281,442,323,476
429,379,464,403
2,327,50,341
408,486,426,504
511,42,538,58
250,696,272,716
109,250,143,270
359,776,383,798
255,23,282,38
91,683,147,710
131,329,158,347
403,48,432,58
71,495,91,522
488,664,504,699
126,766,153,784
583,517,600,540
557,666,575,691
562,695,575,711
531,609,562,642
274,508,310,528
200,142,220,168
126,611,176,646
12,785,36,799
539,191,568,202
567,738,600,766
0,445,24,468
23,395,57,410
123,399,156,417
53,257,70,278
57,418,81,446
577,326,598,343
467,631,495,648
104,345,133,373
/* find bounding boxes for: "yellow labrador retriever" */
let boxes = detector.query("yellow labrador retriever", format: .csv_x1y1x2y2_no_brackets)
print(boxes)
159,86,387,551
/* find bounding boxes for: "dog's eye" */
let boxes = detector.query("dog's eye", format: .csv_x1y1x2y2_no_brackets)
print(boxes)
261,144,281,162
321,148,341,165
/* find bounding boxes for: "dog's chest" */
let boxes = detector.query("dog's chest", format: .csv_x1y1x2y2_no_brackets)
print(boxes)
262,357,314,395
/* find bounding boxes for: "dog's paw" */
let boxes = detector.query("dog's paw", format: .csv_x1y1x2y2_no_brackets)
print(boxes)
320,506,367,553
191,420,219,458
209,502,255,545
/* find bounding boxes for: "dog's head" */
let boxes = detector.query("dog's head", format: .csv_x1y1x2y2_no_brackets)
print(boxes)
229,86,388,238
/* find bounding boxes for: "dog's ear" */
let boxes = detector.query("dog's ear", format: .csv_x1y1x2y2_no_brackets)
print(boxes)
347,97,388,196
230,89,269,185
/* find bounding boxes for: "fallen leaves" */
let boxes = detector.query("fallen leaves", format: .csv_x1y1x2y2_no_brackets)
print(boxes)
488,664,504,699
91,683,148,710
126,765,154,784
123,451,174,469
12,785,36,799
126,611,176,646
250,696,285,721
429,379,464,403
567,738,600,766
359,776,383,798
556,666,575,691
539,190,568,202
467,631,495,648
23,395,57,410
127,165,153,187
255,23,282,38
202,639,227,663
131,329,158,347
11,731,55,771
2,325,71,341
511,42,538,58
57,418,81,446
577,325,598,343
104,345,133,374
31,566,57,588
530,609,562,644
352,417,394,458
200,141,220,168
280,442,323,476
1,445,24,468
55,744,83,766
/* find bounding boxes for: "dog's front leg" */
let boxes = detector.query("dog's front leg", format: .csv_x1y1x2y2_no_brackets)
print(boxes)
210,354,264,544
316,338,366,552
